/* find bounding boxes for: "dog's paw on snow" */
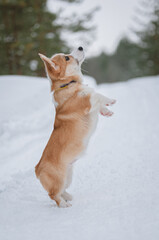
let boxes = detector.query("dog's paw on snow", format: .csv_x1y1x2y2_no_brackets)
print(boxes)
62,191,73,201
59,199,72,208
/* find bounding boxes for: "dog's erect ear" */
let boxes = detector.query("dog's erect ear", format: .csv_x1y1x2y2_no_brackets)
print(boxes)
39,53,60,73
38,53,60,89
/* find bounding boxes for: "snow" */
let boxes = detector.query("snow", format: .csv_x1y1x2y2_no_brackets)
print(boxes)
0,75,159,240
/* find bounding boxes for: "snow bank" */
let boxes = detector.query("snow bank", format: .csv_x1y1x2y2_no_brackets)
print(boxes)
0,75,159,240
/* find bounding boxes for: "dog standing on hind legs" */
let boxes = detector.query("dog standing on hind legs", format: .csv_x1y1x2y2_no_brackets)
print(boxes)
35,46,116,208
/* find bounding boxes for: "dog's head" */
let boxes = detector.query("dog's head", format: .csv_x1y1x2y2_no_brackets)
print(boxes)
39,47,85,91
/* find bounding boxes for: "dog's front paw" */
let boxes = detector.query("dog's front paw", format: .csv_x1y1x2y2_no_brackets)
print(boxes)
106,99,116,106
100,107,113,117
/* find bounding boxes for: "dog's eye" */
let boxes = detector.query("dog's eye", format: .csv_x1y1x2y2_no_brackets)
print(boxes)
65,56,70,61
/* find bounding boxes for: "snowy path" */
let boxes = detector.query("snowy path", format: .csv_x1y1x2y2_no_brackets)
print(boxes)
0,75,159,240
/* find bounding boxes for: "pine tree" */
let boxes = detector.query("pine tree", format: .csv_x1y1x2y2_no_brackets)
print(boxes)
134,0,159,75
85,38,142,83
0,0,95,76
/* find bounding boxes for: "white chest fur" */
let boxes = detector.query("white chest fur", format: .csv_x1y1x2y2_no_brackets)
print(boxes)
78,85,100,148
83,111,98,148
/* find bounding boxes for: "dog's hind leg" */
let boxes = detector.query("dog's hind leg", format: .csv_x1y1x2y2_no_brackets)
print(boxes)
62,191,73,202
49,193,72,208
62,165,73,201
39,167,71,208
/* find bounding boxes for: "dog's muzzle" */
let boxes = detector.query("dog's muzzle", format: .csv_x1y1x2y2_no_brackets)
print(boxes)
71,46,85,64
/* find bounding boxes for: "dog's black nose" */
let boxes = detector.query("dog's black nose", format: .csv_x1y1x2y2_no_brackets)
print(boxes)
78,46,83,51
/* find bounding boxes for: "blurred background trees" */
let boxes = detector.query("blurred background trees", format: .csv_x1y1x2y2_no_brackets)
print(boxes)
136,0,159,76
86,0,159,83
86,39,142,83
0,0,95,76
0,0,159,83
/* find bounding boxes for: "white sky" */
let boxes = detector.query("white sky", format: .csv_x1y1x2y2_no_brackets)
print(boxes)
48,0,141,56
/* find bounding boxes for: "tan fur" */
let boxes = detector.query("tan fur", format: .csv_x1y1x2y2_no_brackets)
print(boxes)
35,52,91,207
35,50,116,208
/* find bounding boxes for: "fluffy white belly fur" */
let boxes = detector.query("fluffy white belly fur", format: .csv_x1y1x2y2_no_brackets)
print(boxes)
83,111,98,147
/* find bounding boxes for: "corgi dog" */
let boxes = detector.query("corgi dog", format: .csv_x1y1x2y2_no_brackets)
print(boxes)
35,46,116,208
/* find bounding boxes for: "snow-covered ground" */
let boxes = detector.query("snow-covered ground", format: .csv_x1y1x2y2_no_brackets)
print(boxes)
0,75,159,240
